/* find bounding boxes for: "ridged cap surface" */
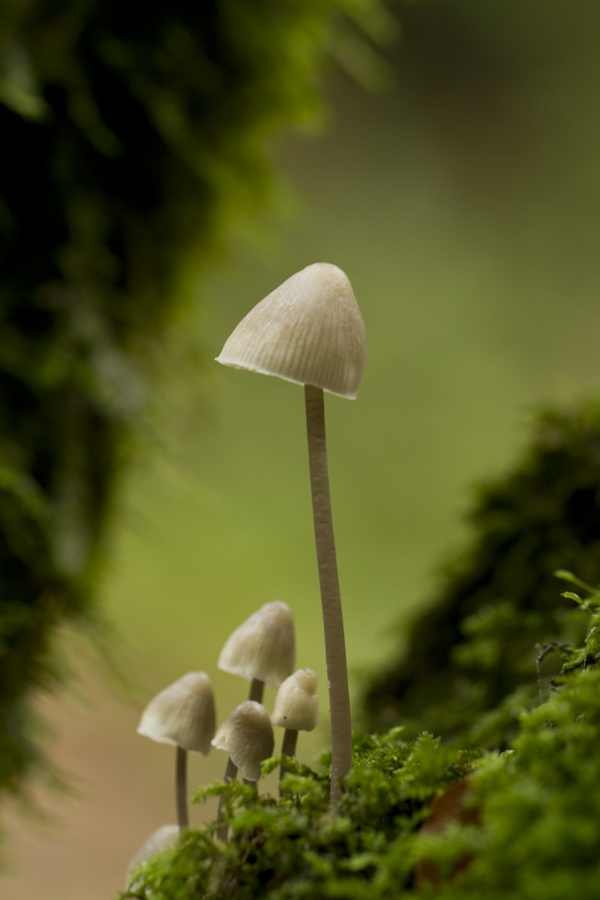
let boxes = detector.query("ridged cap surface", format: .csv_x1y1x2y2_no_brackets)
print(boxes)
212,700,274,781
218,600,295,688
216,263,367,399
137,672,216,754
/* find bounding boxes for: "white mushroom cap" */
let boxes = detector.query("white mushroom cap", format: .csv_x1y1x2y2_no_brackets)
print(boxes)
271,668,319,732
215,262,367,399
127,824,180,883
212,700,274,781
137,672,216,754
218,600,295,688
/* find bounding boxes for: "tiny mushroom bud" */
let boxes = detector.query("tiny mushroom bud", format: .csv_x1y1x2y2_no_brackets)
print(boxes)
218,600,296,704
212,700,274,783
271,668,319,733
271,668,319,778
216,263,366,804
126,824,180,887
137,672,216,830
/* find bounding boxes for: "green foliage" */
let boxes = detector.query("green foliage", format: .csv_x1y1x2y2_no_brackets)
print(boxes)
0,0,389,801
120,605,600,900
120,731,475,900
360,399,600,747
420,663,600,899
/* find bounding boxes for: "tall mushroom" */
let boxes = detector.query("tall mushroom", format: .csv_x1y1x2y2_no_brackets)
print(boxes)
137,671,216,830
216,262,367,804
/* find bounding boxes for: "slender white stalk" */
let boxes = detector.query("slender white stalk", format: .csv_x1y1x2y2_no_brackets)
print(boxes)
304,384,352,804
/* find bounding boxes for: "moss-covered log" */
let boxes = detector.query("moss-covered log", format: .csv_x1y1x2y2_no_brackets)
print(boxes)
360,399,600,747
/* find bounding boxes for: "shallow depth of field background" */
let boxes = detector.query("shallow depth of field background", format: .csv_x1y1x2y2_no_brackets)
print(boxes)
3,2,600,898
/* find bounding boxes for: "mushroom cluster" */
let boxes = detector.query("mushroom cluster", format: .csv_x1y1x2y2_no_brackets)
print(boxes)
129,597,319,869
216,262,366,803
127,262,364,881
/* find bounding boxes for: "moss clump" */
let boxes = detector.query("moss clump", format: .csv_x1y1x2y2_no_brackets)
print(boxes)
121,731,476,900
121,606,600,899
360,399,600,747
420,663,600,899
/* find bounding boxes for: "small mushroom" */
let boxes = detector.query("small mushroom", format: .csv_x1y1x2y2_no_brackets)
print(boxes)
126,824,180,887
218,600,296,704
137,672,216,830
271,668,319,779
212,700,275,782
216,263,366,804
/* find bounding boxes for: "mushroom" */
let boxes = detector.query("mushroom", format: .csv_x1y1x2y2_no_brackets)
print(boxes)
212,699,275,840
217,600,294,787
216,262,366,804
126,824,180,887
137,671,216,830
212,700,275,783
271,668,319,780
218,600,296,705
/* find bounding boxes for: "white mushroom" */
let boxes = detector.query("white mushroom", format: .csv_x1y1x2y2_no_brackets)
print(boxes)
218,600,296,704
271,668,319,778
137,672,216,829
216,263,366,804
126,824,180,887
212,700,274,783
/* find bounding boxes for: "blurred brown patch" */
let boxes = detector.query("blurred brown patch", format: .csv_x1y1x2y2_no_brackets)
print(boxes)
415,779,479,890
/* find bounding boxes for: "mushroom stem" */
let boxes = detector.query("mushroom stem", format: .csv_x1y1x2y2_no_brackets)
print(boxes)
279,728,298,785
175,745,189,830
216,757,239,841
248,677,265,703
304,384,352,804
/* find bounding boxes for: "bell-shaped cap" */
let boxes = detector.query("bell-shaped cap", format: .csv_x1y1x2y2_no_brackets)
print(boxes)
218,600,295,688
215,263,367,399
212,700,274,781
137,672,216,754
271,668,319,732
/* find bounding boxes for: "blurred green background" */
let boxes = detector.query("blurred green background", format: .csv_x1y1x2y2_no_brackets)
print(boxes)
4,1,600,898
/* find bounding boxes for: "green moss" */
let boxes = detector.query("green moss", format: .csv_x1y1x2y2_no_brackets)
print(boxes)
120,606,600,900
420,663,600,899
121,731,476,900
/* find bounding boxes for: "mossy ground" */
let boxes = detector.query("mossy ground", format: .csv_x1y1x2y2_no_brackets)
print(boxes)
119,401,600,898
121,606,600,899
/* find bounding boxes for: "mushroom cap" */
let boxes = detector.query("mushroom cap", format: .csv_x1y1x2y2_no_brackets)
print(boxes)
137,672,216,754
212,700,274,781
215,262,367,399
271,668,319,732
218,600,295,688
127,825,180,883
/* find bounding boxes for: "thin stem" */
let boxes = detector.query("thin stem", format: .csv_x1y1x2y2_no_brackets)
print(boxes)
279,729,298,786
175,745,189,830
248,677,265,703
304,384,352,805
216,757,239,841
